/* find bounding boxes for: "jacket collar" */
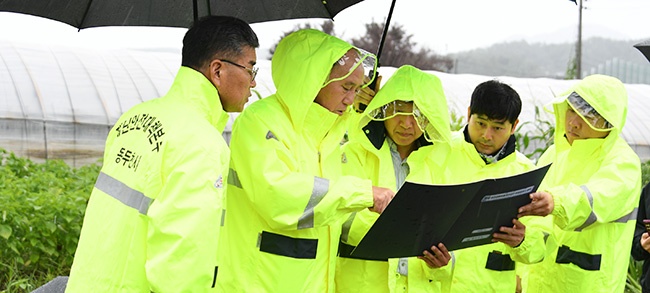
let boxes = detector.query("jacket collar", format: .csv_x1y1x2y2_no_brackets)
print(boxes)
303,102,339,145
463,126,516,164
166,66,229,132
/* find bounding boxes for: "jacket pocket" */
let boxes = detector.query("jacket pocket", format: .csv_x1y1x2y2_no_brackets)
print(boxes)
485,251,515,271
555,245,601,271
259,231,317,259
337,240,387,261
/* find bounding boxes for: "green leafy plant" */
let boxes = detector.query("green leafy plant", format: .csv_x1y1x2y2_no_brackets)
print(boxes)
515,105,555,161
627,255,643,293
0,149,101,292
449,110,465,132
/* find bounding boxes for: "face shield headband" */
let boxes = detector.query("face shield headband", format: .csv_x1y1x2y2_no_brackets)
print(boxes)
368,100,442,143
321,47,378,89
566,92,613,131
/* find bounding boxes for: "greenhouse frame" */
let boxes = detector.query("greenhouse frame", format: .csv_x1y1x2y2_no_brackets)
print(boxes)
1,40,649,167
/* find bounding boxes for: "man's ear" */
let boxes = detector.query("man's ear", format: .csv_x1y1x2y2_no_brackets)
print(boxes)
207,59,223,87
466,107,471,124
510,119,520,134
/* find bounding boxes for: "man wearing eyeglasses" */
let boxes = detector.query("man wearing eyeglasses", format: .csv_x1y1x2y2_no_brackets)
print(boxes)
216,29,395,292
66,16,258,292
518,75,642,292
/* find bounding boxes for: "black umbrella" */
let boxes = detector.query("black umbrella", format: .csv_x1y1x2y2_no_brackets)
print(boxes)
634,39,650,63
0,0,366,29
374,0,397,69
355,0,395,112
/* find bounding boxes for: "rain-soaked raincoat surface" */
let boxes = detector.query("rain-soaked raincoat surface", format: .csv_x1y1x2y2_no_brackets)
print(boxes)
66,67,230,292
524,74,642,292
216,29,375,292
403,127,544,292
335,65,452,293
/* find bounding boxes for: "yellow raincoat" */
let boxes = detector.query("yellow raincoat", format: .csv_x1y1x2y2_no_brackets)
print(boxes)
67,67,230,292
335,65,452,293
402,130,544,292
524,74,642,292
216,29,375,292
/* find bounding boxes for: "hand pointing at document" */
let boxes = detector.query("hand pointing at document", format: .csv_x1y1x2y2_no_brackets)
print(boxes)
517,191,554,218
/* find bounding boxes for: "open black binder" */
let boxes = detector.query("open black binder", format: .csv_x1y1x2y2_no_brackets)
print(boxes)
350,164,551,260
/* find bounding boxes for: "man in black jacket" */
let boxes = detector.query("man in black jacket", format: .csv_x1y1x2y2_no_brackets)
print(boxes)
632,183,650,293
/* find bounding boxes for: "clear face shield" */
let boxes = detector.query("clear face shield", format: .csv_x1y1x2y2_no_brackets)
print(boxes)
566,92,613,131
368,100,442,142
321,47,378,89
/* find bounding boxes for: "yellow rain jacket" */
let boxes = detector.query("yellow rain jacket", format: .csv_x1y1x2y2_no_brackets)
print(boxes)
66,67,230,292
335,65,452,293
216,29,375,292
524,74,642,292
402,131,544,292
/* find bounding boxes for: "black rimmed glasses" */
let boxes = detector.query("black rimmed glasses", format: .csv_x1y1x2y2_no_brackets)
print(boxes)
219,59,258,82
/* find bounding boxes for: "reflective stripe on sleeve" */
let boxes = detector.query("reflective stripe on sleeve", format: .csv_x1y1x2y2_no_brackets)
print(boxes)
94,171,151,215
575,185,597,232
297,176,329,229
575,185,638,231
614,207,638,224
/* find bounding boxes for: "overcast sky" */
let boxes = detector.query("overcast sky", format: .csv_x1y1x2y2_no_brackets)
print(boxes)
1,0,648,59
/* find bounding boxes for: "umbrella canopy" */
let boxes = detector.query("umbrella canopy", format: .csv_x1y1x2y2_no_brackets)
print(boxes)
0,0,365,29
634,39,650,63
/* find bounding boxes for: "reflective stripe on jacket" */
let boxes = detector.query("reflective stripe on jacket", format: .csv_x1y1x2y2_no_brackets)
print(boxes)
524,75,642,293
66,67,230,292
335,65,451,293
216,29,374,293
403,131,543,293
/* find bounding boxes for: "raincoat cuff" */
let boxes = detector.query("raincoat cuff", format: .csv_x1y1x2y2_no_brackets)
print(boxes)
422,258,452,280
507,227,544,264
548,188,568,228
350,177,374,209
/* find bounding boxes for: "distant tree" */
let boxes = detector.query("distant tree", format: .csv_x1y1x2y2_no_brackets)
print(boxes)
267,21,336,58
350,20,454,72
267,20,453,72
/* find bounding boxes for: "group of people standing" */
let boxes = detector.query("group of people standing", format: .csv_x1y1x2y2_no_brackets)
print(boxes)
63,15,644,293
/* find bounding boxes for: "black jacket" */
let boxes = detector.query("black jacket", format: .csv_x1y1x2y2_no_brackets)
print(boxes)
632,183,650,293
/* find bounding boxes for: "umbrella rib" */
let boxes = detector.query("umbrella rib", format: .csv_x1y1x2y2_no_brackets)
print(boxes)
376,0,397,63
78,0,95,30
193,0,199,23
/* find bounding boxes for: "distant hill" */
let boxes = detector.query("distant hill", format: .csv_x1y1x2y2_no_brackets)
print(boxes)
451,37,650,83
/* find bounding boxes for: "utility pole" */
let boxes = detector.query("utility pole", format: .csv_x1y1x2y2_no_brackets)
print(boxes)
576,0,583,78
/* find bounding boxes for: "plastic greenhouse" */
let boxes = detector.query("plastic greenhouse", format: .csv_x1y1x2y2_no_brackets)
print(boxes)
1,40,649,167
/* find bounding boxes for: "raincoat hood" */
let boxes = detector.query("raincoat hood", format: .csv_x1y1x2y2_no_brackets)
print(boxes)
271,29,356,131
549,74,627,149
355,65,452,150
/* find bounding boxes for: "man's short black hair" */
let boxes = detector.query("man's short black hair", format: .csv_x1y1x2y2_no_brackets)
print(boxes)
469,80,522,125
181,15,259,70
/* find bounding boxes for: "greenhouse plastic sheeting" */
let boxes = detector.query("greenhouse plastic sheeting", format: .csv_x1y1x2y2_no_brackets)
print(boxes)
1,39,649,167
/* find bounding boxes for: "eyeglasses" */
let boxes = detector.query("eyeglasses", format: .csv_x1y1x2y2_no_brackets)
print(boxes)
219,59,258,82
